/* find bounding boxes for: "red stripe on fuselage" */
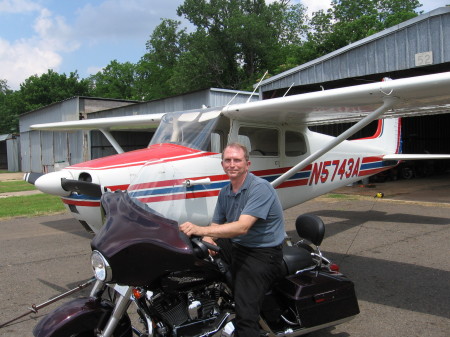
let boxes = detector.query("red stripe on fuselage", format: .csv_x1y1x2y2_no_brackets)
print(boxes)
67,144,215,171
61,198,101,207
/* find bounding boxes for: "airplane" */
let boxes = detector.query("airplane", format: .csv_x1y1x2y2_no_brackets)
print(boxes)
25,71,450,234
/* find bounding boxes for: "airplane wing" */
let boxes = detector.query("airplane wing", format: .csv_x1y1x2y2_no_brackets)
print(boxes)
221,72,450,126
30,113,166,131
383,154,450,160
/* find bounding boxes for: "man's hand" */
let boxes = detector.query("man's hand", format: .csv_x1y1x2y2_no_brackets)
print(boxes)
202,236,219,256
180,221,205,237
180,222,218,256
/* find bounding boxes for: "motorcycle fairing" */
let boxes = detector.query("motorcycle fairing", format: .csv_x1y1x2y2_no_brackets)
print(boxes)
91,191,206,286
32,297,131,337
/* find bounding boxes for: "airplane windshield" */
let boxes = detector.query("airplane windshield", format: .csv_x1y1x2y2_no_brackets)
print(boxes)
150,109,222,151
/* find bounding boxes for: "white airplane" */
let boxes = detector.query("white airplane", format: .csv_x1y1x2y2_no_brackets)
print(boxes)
26,72,450,234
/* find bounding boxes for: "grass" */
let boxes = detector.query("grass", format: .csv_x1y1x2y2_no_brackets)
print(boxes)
0,194,66,219
0,180,37,193
324,193,358,200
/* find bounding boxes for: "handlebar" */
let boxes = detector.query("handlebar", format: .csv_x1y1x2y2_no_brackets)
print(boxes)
191,237,221,258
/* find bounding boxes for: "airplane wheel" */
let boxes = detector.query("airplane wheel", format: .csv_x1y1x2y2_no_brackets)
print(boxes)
400,167,414,179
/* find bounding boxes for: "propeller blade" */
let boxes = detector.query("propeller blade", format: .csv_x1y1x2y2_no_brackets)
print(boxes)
23,172,45,185
61,178,103,197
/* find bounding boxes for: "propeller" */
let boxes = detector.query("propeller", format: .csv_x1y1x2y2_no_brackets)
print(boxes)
23,172,45,185
61,178,104,197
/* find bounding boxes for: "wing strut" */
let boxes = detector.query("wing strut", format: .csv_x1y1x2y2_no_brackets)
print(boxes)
271,96,398,188
100,129,124,154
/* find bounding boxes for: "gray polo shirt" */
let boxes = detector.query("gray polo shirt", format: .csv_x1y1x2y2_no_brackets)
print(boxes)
212,172,286,248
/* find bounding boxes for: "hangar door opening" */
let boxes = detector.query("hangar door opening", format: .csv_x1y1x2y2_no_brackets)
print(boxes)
90,130,155,159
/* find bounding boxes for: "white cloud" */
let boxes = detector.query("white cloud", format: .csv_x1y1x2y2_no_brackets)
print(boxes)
0,0,41,13
0,37,62,88
301,0,332,17
0,3,80,89
87,65,104,76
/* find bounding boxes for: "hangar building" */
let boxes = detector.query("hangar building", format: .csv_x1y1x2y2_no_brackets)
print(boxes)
259,6,450,163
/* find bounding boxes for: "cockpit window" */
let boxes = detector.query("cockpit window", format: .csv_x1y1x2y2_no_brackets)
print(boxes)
238,126,279,156
150,109,224,152
285,131,307,157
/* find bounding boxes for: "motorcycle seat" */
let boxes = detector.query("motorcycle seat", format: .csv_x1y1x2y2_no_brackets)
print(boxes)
282,245,314,275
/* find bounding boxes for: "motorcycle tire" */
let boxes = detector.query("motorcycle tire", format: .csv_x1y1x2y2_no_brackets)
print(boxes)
65,313,132,337
33,298,132,337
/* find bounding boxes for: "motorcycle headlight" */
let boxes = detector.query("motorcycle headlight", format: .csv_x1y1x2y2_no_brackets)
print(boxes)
91,250,112,282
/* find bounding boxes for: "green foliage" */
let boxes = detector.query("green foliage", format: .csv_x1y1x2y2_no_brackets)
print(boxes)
0,70,91,133
0,82,21,134
136,19,188,100
19,69,90,111
89,60,139,100
307,0,421,58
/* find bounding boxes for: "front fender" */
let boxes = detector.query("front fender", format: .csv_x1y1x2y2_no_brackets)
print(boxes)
33,297,131,337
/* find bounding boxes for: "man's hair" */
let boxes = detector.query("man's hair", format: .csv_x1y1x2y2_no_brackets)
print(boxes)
222,143,249,161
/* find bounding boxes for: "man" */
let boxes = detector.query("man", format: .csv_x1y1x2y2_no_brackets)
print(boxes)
180,143,285,337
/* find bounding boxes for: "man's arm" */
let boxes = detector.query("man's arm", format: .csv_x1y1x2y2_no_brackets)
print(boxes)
180,214,257,239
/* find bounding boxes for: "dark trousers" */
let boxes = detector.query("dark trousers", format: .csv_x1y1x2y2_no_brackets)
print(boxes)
231,243,282,337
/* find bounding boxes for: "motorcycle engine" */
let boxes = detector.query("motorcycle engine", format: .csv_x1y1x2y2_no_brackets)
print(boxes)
150,283,232,336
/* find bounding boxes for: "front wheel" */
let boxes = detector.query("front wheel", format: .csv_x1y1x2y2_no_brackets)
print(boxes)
33,298,132,337
66,313,131,337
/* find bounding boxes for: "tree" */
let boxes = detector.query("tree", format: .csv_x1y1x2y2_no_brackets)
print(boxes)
19,69,90,111
174,0,305,89
0,80,22,134
0,70,91,133
89,60,138,100
137,0,308,96
136,19,188,100
307,0,421,58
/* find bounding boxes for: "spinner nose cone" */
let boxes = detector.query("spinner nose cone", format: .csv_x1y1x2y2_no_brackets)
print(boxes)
34,170,74,196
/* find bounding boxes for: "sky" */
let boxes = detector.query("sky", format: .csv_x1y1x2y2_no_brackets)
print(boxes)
0,0,448,90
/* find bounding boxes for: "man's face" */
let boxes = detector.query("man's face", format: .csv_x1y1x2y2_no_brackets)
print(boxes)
221,147,250,180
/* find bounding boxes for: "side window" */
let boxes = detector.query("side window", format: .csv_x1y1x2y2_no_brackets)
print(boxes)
208,116,230,153
238,127,279,156
210,132,222,153
285,131,306,157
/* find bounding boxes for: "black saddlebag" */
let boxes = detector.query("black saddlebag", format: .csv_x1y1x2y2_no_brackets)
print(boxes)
274,271,359,328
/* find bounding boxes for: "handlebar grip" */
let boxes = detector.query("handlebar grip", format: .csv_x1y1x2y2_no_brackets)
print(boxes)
201,240,221,252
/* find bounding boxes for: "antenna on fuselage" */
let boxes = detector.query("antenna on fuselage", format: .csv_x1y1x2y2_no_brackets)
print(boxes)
283,83,295,97
225,92,240,107
246,70,268,103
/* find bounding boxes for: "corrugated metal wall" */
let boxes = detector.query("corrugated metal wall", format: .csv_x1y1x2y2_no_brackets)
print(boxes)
19,97,139,173
6,137,20,172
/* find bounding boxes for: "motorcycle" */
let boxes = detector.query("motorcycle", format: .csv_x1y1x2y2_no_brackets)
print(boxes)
33,172,359,337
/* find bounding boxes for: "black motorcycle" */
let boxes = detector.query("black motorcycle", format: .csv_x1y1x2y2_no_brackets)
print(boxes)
33,190,359,337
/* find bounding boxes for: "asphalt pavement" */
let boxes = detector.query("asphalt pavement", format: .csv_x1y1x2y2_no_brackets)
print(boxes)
0,174,449,336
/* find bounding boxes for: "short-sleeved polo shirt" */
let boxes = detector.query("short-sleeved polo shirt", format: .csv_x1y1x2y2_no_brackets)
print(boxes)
212,173,286,247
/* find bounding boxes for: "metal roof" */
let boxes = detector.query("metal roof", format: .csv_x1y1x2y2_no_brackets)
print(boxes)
260,7,450,93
